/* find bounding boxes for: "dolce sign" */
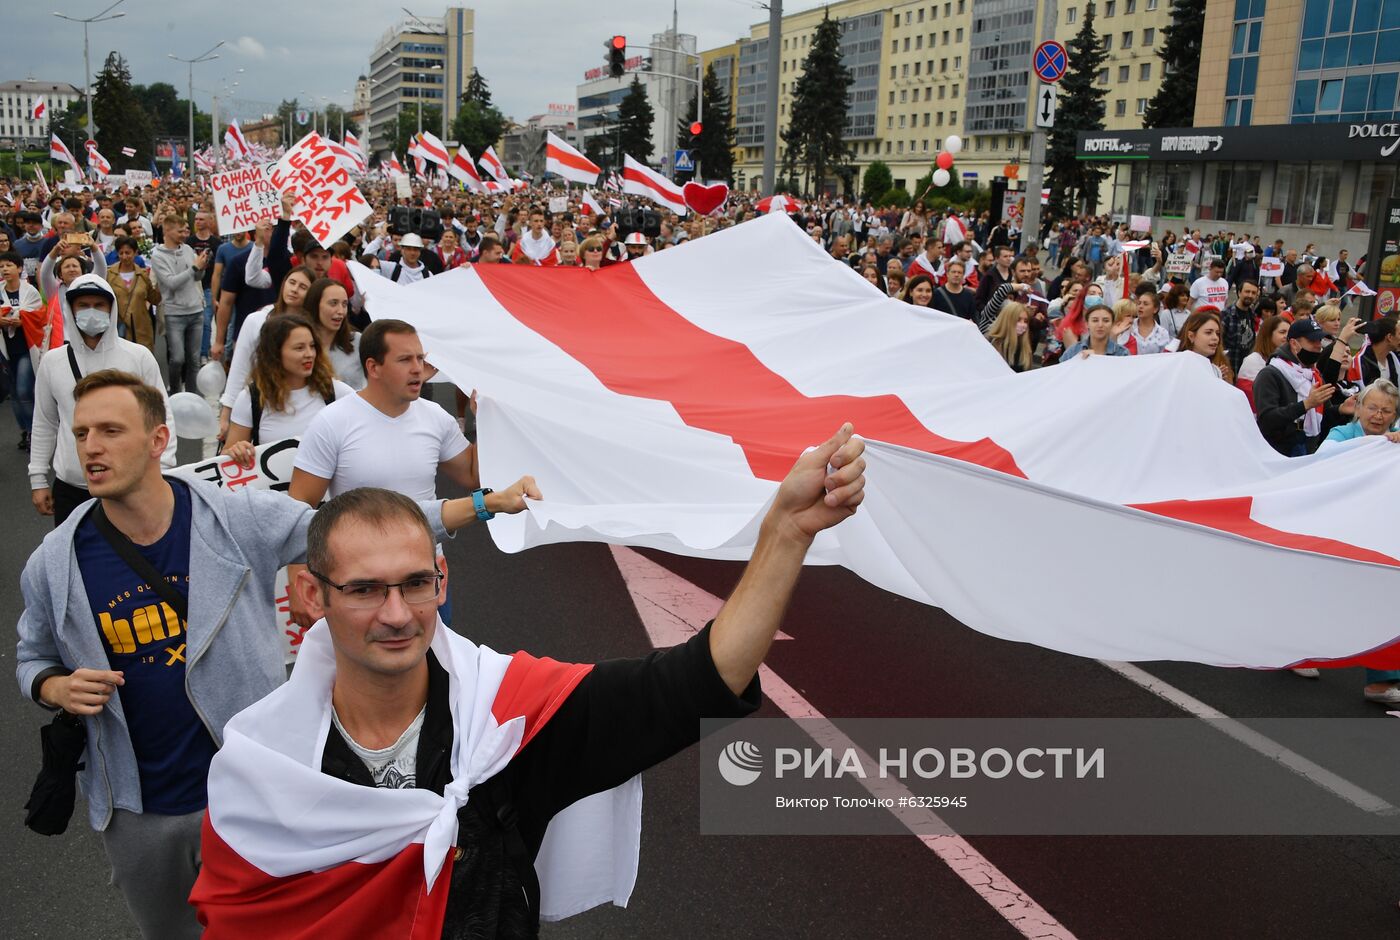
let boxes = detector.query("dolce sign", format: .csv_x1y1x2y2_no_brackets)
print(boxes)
1348,122,1400,157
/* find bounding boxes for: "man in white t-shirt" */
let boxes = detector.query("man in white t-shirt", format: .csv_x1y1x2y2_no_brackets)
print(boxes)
1189,259,1230,311
288,319,527,626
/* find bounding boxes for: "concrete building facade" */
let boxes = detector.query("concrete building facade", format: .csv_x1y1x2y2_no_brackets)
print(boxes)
368,7,475,154
0,80,83,147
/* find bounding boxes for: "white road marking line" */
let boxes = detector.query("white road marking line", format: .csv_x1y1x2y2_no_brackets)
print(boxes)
1096,659,1400,817
609,545,1076,940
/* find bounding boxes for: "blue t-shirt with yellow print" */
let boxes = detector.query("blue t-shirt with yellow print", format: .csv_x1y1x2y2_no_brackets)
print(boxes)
74,479,216,815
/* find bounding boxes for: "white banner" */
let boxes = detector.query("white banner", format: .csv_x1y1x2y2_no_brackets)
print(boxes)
169,439,306,662
210,162,281,235
270,132,373,248
125,169,153,186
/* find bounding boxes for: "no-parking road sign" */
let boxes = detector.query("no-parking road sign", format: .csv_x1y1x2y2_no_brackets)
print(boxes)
1033,41,1069,84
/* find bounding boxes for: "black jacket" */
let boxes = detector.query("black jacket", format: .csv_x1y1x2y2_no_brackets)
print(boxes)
322,624,760,939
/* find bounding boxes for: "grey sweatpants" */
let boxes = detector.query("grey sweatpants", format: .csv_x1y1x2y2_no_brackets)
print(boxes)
100,808,204,939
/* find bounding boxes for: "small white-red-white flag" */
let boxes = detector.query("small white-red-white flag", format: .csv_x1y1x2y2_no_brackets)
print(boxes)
416,131,450,167
50,134,82,175
85,141,111,176
1344,281,1377,298
582,190,606,216
448,148,485,191
223,120,251,162
622,154,687,216
120,146,136,158
545,131,600,185
30,97,46,122
32,165,49,198
478,146,509,183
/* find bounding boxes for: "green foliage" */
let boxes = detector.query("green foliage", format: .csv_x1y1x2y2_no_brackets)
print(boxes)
323,104,361,141
91,52,154,166
783,10,854,193
617,76,654,162
861,160,893,203
452,99,508,160
879,187,911,208
677,64,735,184
584,134,614,173
1046,1,1109,215
1144,0,1206,128
465,68,492,107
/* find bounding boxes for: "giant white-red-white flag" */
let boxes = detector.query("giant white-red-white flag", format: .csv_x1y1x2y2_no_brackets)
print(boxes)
545,131,600,185
478,145,509,183
192,621,642,936
49,134,81,175
347,213,1400,672
621,155,687,216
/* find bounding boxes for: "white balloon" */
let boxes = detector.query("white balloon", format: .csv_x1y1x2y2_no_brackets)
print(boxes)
944,135,963,155
932,168,951,187
196,360,226,398
169,392,217,439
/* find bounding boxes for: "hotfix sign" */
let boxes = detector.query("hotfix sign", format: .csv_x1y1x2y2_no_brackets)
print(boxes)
1161,135,1224,154
1081,137,1134,153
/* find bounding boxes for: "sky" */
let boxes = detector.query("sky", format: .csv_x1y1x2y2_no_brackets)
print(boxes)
11,0,831,129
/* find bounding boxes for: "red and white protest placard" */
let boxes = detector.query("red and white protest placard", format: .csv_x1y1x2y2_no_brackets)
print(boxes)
1259,256,1285,279
210,162,281,235
269,131,373,248
170,439,307,663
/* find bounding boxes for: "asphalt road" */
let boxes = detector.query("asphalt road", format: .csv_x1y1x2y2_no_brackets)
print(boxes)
2,416,1398,939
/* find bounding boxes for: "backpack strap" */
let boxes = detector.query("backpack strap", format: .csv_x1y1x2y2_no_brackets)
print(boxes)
389,262,403,283
249,384,262,448
65,343,82,382
91,497,188,626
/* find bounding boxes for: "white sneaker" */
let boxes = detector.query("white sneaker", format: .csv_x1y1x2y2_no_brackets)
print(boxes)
1290,667,1321,678
1363,685,1400,704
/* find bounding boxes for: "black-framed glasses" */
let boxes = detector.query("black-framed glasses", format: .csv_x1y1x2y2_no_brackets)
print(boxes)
309,569,443,608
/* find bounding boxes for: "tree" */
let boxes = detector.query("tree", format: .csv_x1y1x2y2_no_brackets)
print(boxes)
49,99,88,155
323,103,361,140
133,81,212,149
465,68,492,107
783,10,853,196
584,134,614,174
1144,0,1206,128
1046,1,1109,215
861,160,893,204
676,64,735,184
617,76,654,163
452,99,508,160
393,106,442,158
91,52,154,166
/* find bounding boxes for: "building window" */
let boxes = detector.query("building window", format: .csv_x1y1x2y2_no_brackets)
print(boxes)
900,114,907,128
1130,162,1191,217
1097,68,1110,84
1144,27,1155,46
1127,0,1137,10
1140,62,1152,80
889,90,896,104
1225,0,1265,126
898,140,905,153
925,87,933,100
939,85,946,98
1106,0,1116,14
1119,65,1131,81
1123,31,1133,48
919,7,925,22
892,40,899,53
1147,0,1158,8
904,37,911,51
903,64,910,77
1115,99,1127,116
916,35,923,49
950,110,958,123
1068,7,1078,23
923,139,930,151
1104,34,1113,51
1272,162,1340,226
1136,97,1148,114
1212,163,1262,222
888,115,895,128
954,56,961,68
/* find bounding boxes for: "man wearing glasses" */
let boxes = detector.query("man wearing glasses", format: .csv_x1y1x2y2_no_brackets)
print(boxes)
15,369,535,940
193,425,867,937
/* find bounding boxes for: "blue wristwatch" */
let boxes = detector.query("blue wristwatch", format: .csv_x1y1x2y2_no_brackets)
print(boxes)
471,488,495,521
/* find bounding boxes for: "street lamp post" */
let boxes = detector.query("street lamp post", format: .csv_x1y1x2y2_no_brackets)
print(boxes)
54,0,128,142
169,42,224,176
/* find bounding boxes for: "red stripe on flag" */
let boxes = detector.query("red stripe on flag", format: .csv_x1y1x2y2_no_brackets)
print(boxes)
191,816,451,939
475,264,1025,481
491,653,594,751
547,144,600,176
623,167,683,208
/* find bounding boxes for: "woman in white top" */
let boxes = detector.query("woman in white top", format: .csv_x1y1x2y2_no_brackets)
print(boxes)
1118,290,1172,355
301,277,364,390
217,265,314,439
223,313,353,467
1094,253,1128,307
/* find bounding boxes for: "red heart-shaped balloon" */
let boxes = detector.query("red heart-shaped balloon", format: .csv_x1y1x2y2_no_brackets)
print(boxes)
682,181,729,216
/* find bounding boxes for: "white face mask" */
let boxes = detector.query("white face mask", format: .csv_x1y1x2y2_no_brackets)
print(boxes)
75,307,111,336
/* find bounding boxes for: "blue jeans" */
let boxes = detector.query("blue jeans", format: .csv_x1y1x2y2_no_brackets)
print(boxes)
165,312,203,394
7,350,34,433
200,287,214,358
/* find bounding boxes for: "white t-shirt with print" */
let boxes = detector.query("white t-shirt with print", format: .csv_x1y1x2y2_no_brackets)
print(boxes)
293,392,468,501
332,705,425,789
231,379,354,442
1189,275,1229,311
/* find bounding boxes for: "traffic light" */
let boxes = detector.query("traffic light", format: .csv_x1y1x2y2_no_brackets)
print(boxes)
608,35,627,78
689,121,703,137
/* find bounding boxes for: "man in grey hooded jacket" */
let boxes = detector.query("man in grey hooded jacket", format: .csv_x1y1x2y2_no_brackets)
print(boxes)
16,368,539,939
148,213,209,395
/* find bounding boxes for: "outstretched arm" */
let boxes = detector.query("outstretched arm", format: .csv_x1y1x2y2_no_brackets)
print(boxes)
709,424,866,695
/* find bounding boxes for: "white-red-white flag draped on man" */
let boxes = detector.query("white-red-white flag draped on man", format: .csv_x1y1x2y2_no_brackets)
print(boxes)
191,620,642,937
545,131,600,185
49,134,81,175
345,213,1400,672
621,155,687,216
478,145,509,183
30,97,45,121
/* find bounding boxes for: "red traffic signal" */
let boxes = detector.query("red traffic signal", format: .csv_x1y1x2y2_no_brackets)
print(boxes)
689,121,703,136
608,36,627,78
611,35,627,49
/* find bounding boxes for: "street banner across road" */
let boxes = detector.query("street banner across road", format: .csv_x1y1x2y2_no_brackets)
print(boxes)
350,213,1400,671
